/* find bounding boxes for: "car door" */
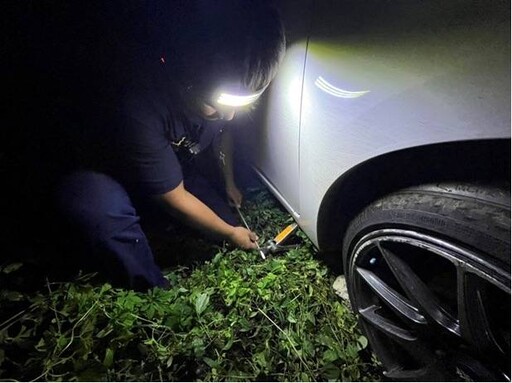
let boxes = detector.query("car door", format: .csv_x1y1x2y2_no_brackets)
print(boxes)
249,0,314,220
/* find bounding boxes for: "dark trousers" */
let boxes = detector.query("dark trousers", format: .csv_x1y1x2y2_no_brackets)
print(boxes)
56,169,237,291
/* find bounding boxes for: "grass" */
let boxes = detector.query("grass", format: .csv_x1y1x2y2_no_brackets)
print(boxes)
0,190,382,381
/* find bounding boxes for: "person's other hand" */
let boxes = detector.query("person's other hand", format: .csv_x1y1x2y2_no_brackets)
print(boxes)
228,226,258,249
226,184,243,208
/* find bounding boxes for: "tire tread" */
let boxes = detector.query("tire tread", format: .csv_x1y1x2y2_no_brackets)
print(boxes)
344,183,511,268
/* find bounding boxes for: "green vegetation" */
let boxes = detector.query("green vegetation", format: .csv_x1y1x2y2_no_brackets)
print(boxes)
0,191,381,381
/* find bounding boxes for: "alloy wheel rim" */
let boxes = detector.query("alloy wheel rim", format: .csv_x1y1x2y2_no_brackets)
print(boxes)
348,229,511,381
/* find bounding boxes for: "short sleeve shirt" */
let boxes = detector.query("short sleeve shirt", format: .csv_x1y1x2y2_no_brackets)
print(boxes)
81,56,225,196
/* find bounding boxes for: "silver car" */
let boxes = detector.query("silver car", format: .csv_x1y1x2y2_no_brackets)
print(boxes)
242,0,511,380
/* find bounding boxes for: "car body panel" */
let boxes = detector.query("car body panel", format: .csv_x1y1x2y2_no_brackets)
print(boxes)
253,42,306,218
251,0,314,218
253,0,510,247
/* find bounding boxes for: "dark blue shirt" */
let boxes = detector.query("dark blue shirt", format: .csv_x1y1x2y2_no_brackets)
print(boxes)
75,54,225,196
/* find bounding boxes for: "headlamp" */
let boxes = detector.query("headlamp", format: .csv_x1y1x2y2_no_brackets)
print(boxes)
215,88,265,107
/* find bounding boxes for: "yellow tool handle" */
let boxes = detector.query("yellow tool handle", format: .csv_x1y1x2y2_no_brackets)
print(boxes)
274,223,298,245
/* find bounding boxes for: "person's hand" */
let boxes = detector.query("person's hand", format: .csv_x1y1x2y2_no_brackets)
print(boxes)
228,226,259,249
226,184,243,208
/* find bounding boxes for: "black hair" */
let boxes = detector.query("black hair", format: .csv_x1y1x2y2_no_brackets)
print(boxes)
157,0,286,95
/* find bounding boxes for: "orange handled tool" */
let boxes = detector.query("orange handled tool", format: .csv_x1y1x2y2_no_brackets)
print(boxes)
261,223,299,256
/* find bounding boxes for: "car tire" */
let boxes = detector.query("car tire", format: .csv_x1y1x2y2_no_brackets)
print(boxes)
342,182,510,381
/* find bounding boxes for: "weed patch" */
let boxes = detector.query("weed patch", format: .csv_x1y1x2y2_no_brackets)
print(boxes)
0,190,381,381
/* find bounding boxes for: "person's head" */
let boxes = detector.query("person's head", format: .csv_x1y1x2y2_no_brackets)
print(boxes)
160,0,286,120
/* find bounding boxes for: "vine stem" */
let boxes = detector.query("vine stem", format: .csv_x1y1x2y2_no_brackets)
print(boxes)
256,307,315,380
58,301,98,357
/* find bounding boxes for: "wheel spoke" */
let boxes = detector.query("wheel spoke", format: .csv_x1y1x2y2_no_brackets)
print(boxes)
457,269,505,355
359,305,416,342
378,243,460,336
359,305,446,379
356,267,427,325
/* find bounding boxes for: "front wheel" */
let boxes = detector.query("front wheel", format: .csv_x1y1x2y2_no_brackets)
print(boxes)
342,182,510,381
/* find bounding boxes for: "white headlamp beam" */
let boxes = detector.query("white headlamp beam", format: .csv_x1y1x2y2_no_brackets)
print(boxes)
216,89,265,107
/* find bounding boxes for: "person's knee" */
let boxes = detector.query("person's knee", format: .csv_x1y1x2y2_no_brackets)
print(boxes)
57,171,137,239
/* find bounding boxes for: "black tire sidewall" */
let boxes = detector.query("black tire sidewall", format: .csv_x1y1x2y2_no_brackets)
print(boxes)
343,185,511,273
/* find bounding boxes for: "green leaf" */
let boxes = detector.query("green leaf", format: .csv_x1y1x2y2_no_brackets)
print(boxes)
35,338,46,352
323,364,341,381
192,337,205,357
103,348,114,368
344,343,359,359
357,335,369,350
1,262,23,274
99,283,112,295
195,292,210,316
96,325,113,338
203,357,219,368
301,339,314,357
253,351,268,369
1,291,24,302
237,316,251,332
322,349,338,363
305,312,316,325
222,336,234,351
249,311,258,318
146,305,155,319
212,252,223,264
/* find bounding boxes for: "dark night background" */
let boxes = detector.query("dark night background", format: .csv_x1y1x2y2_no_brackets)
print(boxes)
2,1,181,277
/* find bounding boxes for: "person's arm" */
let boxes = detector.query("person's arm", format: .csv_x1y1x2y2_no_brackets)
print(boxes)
219,128,243,207
154,181,257,249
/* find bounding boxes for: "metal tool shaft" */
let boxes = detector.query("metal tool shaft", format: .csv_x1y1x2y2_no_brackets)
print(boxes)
235,206,250,231
235,206,266,259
